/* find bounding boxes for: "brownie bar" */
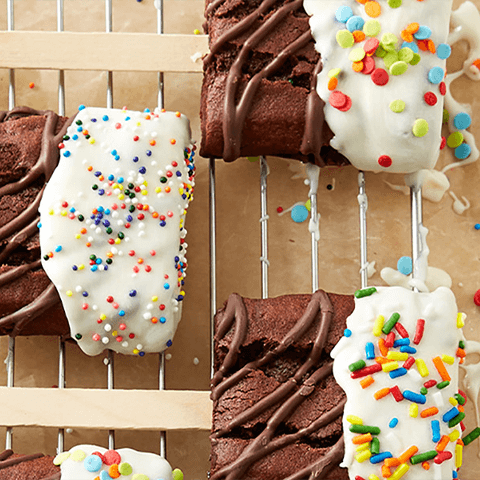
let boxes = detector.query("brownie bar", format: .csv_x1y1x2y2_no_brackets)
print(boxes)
201,0,349,166
210,290,354,479
0,450,60,480
0,107,71,336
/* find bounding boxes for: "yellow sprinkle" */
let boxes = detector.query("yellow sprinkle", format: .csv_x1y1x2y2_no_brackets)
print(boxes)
179,187,184,194
449,397,459,407
115,238,121,245
382,361,399,372
456,444,463,468
89,138,95,144
328,68,341,78
356,442,371,452
442,354,455,365
152,296,158,302
457,312,466,328
387,352,409,361
180,290,185,296
112,330,118,336
347,415,363,425
409,403,418,418
355,450,372,463
61,211,68,217
118,194,125,201
415,358,429,377
78,264,85,270
193,28,201,35
389,463,409,480
141,190,148,196
49,209,54,215
75,234,81,239
373,315,384,337
100,314,107,321
133,349,139,354
368,475,380,480
156,187,162,193
136,121,141,126
449,429,460,442
66,290,73,297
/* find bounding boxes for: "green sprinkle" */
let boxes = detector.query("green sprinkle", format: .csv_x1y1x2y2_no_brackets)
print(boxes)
371,437,380,455
447,131,464,148
381,33,398,48
375,45,387,58
75,333,82,340
420,387,428,395
382,313,400,334
455,393,466,405
410,450,437,465
119,463,133,476
437,380,450,389
70,449,86,462
349,360,367,372
390,99,406,113
413,119,429,138
459,340,465,349
443,109,450,124
409,53,421,65
336,30,354,49
173,469,184,480
463,427,480,446
305,199,311,212
132,475,149,480
354,287,377,298
53,452,70,466
390,61,409,76
383,52,399,69
328,68,341,78
364,20,381,37
247,156,259,162
398,47,414,63
388,0,402,7
448,412,466,428
349,48,366,62
350,425,381,435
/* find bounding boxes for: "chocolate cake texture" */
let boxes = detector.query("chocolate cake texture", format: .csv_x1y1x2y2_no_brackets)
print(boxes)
0,107,71,337
210,290,354,479
0,450,60,480
200,0,349,166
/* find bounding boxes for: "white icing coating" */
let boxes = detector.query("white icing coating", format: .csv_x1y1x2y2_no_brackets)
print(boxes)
449,191,471,214
332,286,465,480
380,266,452,291
304,0,453,173
360,260,376,279
54,444,175,480
39,107,195,356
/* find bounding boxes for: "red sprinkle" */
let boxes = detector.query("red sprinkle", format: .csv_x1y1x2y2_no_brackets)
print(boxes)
361,56,376,75
440,136,447,150
424,92,438,106
378,155,392,168
403,356,415,370
385,331,396,348
92,452,106,463
350,363,382,379
371,68,389,86
424,379,437,389
394,322,409,338
329,91,349,109
439,82,447,96
337,95,353,112
364,38,380,55
474,289,480,306
104,450,121,465
390,385,404,402
434,451,452,464
413,319,425,345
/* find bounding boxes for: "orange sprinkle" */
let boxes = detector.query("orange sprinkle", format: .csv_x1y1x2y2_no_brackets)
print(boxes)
457,438,464,446
145,114,151,120
381,465,392,478
80,228,87,234
365,1,381,17
152,212,159,218
108,464,120,478
432,356,451,382
406,23,420,34
137,258,144,264
398,446,419,464
352,61,364,72
418,40,429,51
353,30,366,42
420,407,439,418
458,404,464,413
385,458,401,467
459,357,465,364
356,0,367,3
360,375,375,389
436,435,450,452
86,242,91,247
87,166,93,171
473,59,480,70
151,317,159,324
150,139,157,146
175,111,181,117
374,387,390,400
165,187,171,193
427,39,436,54
401,31,413,43
378,338,388,357
352,433,373,445
422,461,430,470
456,347,466,358
170,138,177,145
328,77,338,91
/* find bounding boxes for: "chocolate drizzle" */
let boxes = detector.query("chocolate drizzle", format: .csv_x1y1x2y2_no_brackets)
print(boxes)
210,291,350,479
202,0,344,165
0,107,71,336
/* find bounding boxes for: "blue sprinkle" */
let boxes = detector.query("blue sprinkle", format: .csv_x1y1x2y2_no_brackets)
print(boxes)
428,66,444,84
436,43,452,60
91,118,97,123
175,256,180,262
104,265,108,271
443,407,460,423
291,205,309,223
389,367,407,379
370,452,393,464
365,342,375,360
144,108,151,113
177,295,184,301
94,171,102,177
102,115,109,121
176,171,182,177
69,207,76,213
129,290,137,297
72,265,78,271
105,209,111,215
103,220,110,227
431,420,441,442
164,283,170,290
82,291,88,297
389,418,398,428
54,245,62,253
414,25,432,40
84,454,102,472
475,224,480,230
98,189,105,196
91,265,98,272
119,310,126,316
133,156,139,163
403,390,426,404
455,143,472,160
400,345,417,354
139,351,145,357
393,338,410,347
78,105,86,111
100,471,113,480
454,112,472,130
397,256,412,275
146,150,152,156
346,15,364,32
160,317,166,324
166,339,173,347
401,41,419,53
335,5,353,23
117,177,124,183
114,155,120,161
344,328,352,338
95,258,102,265
111,149,117,156
453,470,458,479
63,151,71,157
108,174,114,181
77,126,83,132
139,166,147,174
160,221,166,227
37,222,42,228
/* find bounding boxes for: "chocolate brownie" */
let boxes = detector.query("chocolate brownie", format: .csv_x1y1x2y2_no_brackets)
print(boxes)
0,107,71,336
210,290,354,479
0,450,60,480
200,0,348,166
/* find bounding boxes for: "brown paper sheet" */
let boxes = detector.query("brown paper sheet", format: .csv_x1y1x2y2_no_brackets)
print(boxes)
0,0,479,478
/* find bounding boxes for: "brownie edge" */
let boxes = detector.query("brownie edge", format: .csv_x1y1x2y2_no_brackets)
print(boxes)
210,290,353,480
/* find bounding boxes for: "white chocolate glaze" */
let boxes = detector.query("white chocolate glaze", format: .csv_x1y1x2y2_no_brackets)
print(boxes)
54,444,176,479
304,0,453,173
39,107,195,356
381,266,452,291
332,286,465,479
